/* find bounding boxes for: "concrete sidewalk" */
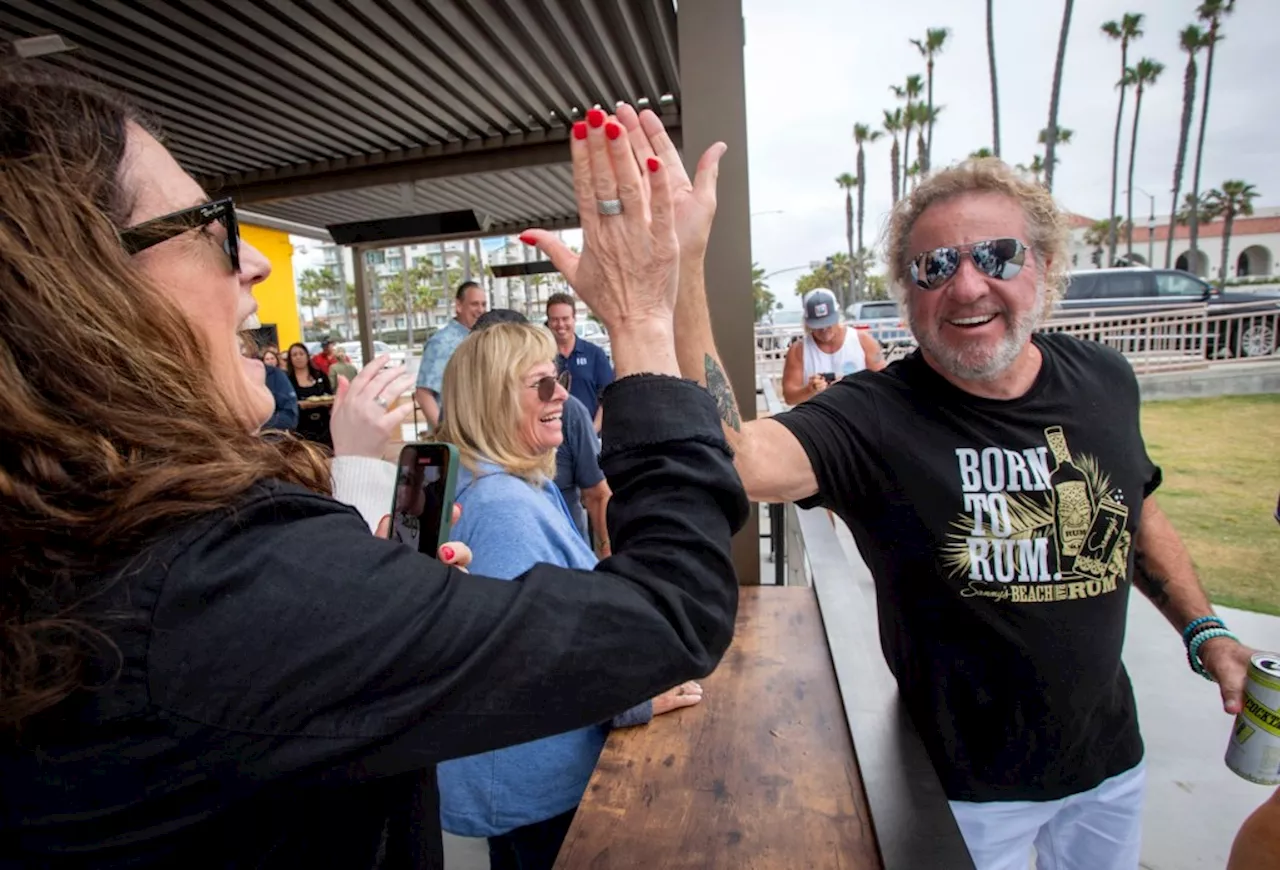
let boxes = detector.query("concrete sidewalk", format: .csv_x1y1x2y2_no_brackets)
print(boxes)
1125,598,1280,870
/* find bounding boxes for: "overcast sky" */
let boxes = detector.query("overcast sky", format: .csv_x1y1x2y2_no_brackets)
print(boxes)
741,0,1278,305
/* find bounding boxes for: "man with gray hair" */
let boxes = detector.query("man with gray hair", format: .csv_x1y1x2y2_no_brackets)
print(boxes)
649,142,1255,868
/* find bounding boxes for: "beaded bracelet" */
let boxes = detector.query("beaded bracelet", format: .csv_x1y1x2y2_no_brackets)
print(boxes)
1182,615,1225,644
1187,627,1238,680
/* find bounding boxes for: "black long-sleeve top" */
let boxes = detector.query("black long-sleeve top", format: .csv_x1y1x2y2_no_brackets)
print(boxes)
1,375,748,868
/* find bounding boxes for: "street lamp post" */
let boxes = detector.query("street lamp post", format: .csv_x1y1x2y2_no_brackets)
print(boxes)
1127,188,1156,266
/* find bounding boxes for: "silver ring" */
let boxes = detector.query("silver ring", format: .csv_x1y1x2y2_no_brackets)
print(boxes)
596,198,623,216
374,396,389,408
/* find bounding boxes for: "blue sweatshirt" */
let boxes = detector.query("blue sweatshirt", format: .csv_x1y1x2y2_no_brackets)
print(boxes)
437,460,650,838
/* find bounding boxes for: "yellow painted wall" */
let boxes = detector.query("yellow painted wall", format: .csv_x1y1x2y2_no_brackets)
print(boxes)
241,223,301,349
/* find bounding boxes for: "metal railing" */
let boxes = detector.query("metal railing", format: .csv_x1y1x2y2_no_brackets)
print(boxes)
1041,299,1280,372
753,299,1280,381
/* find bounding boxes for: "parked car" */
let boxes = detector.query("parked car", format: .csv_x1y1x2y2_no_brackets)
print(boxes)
1054,267,1279,357
847,300,913,348
756,309,805,354
339,340,406,368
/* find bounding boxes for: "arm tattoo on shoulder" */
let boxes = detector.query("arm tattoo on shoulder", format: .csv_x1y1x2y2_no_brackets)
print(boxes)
1132,550,1171,608
704,354,741,432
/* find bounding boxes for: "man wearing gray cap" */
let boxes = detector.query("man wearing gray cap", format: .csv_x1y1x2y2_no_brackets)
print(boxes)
781,287,885,405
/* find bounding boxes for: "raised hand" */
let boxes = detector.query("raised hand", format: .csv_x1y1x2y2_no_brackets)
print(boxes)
615,103,726,260
330,355,414,459
519,108,679,336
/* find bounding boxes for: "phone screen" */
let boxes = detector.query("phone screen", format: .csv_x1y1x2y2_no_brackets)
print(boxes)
390,445,454,555
821,372,837,383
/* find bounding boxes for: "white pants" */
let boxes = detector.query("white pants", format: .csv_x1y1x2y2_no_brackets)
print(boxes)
949,762,1146,870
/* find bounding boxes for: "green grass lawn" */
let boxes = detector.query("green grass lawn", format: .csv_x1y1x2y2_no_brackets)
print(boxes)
1140,394,1280,615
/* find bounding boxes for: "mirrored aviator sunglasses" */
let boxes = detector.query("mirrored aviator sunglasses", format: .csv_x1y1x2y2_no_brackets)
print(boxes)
534,370,571,401
909,237,1027,290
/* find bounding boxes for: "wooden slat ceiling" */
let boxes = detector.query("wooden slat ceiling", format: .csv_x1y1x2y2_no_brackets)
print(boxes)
1,0,681,237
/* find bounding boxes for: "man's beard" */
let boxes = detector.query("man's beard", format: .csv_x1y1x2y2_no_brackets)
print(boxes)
908,278,1046,382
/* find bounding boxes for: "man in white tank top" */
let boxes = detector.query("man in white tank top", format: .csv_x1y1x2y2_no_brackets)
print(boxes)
782,288,885,405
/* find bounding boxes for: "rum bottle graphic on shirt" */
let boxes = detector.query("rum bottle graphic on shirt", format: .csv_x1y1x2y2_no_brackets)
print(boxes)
1045,426,1092,567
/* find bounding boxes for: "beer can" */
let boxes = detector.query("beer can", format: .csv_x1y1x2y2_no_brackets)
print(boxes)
1225,652,1280,785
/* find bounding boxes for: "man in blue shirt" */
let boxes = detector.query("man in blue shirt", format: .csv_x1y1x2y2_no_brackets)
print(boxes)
414,280,487,431
546,292,613,431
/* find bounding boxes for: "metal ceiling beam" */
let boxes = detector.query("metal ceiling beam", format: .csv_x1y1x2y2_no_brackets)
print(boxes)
204,123,680,207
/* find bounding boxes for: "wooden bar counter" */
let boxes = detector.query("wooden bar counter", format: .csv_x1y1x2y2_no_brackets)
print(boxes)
554,586,883,869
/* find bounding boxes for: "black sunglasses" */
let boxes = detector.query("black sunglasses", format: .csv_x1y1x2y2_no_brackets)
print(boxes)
119,197,241,273
531,370,571,402
909,238,1027,290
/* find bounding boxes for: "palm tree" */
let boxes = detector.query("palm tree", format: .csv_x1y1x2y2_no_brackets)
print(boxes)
1043,0,1075,192
1021,155,1047,186
1101,12,1144,268
1188,1,1236,268
297,267,345,337
906,160,923,193
883,108,904,207
1167,24,1210,268
1205,181,1259,287
1124,58,1164,260
986,0,1001,157
751,262,776,322
1038,126,1074,173
836,173,858,300
1083,219,1111,267
912,104,941,177
969,147,995,159
891,75,924,199
910,28,949,172
853,123,882,254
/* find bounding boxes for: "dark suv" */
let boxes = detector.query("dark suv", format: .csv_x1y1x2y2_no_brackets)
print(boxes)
1054,268,1279,357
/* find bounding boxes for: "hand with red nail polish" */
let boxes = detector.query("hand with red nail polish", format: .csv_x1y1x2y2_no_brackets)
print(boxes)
436,541,471,571
516,96,682,379
615,102,727,261
572,121,588,140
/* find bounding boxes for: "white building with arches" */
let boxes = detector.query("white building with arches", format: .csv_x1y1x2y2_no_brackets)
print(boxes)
1066,206,1278,280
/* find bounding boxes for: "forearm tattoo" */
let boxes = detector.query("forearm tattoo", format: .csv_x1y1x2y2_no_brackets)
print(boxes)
704,354,741,432
1132,549,1171,608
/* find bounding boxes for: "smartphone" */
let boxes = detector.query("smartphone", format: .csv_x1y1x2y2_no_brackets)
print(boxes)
389,442,459,556
821,372,837,383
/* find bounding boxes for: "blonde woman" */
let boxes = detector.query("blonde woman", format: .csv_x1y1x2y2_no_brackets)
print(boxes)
435,322,702,869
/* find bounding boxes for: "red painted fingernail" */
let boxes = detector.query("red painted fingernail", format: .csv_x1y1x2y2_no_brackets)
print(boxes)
519,232,536,245
605,121,621,140
440,546,455,562
586,108,605,128
572,121,588,140
647,157,660,173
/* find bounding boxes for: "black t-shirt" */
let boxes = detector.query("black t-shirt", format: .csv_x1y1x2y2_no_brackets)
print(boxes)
775,332,1162,802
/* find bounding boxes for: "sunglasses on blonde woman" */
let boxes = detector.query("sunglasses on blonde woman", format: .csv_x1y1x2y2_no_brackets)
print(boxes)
909,237,1026,290
531,370,571,401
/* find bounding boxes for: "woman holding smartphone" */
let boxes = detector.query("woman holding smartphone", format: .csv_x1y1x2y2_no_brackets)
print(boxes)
0,70,741,868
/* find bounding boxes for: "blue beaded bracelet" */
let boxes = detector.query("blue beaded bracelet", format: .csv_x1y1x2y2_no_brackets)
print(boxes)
1188,627,1237,681
1182,615,1225,643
